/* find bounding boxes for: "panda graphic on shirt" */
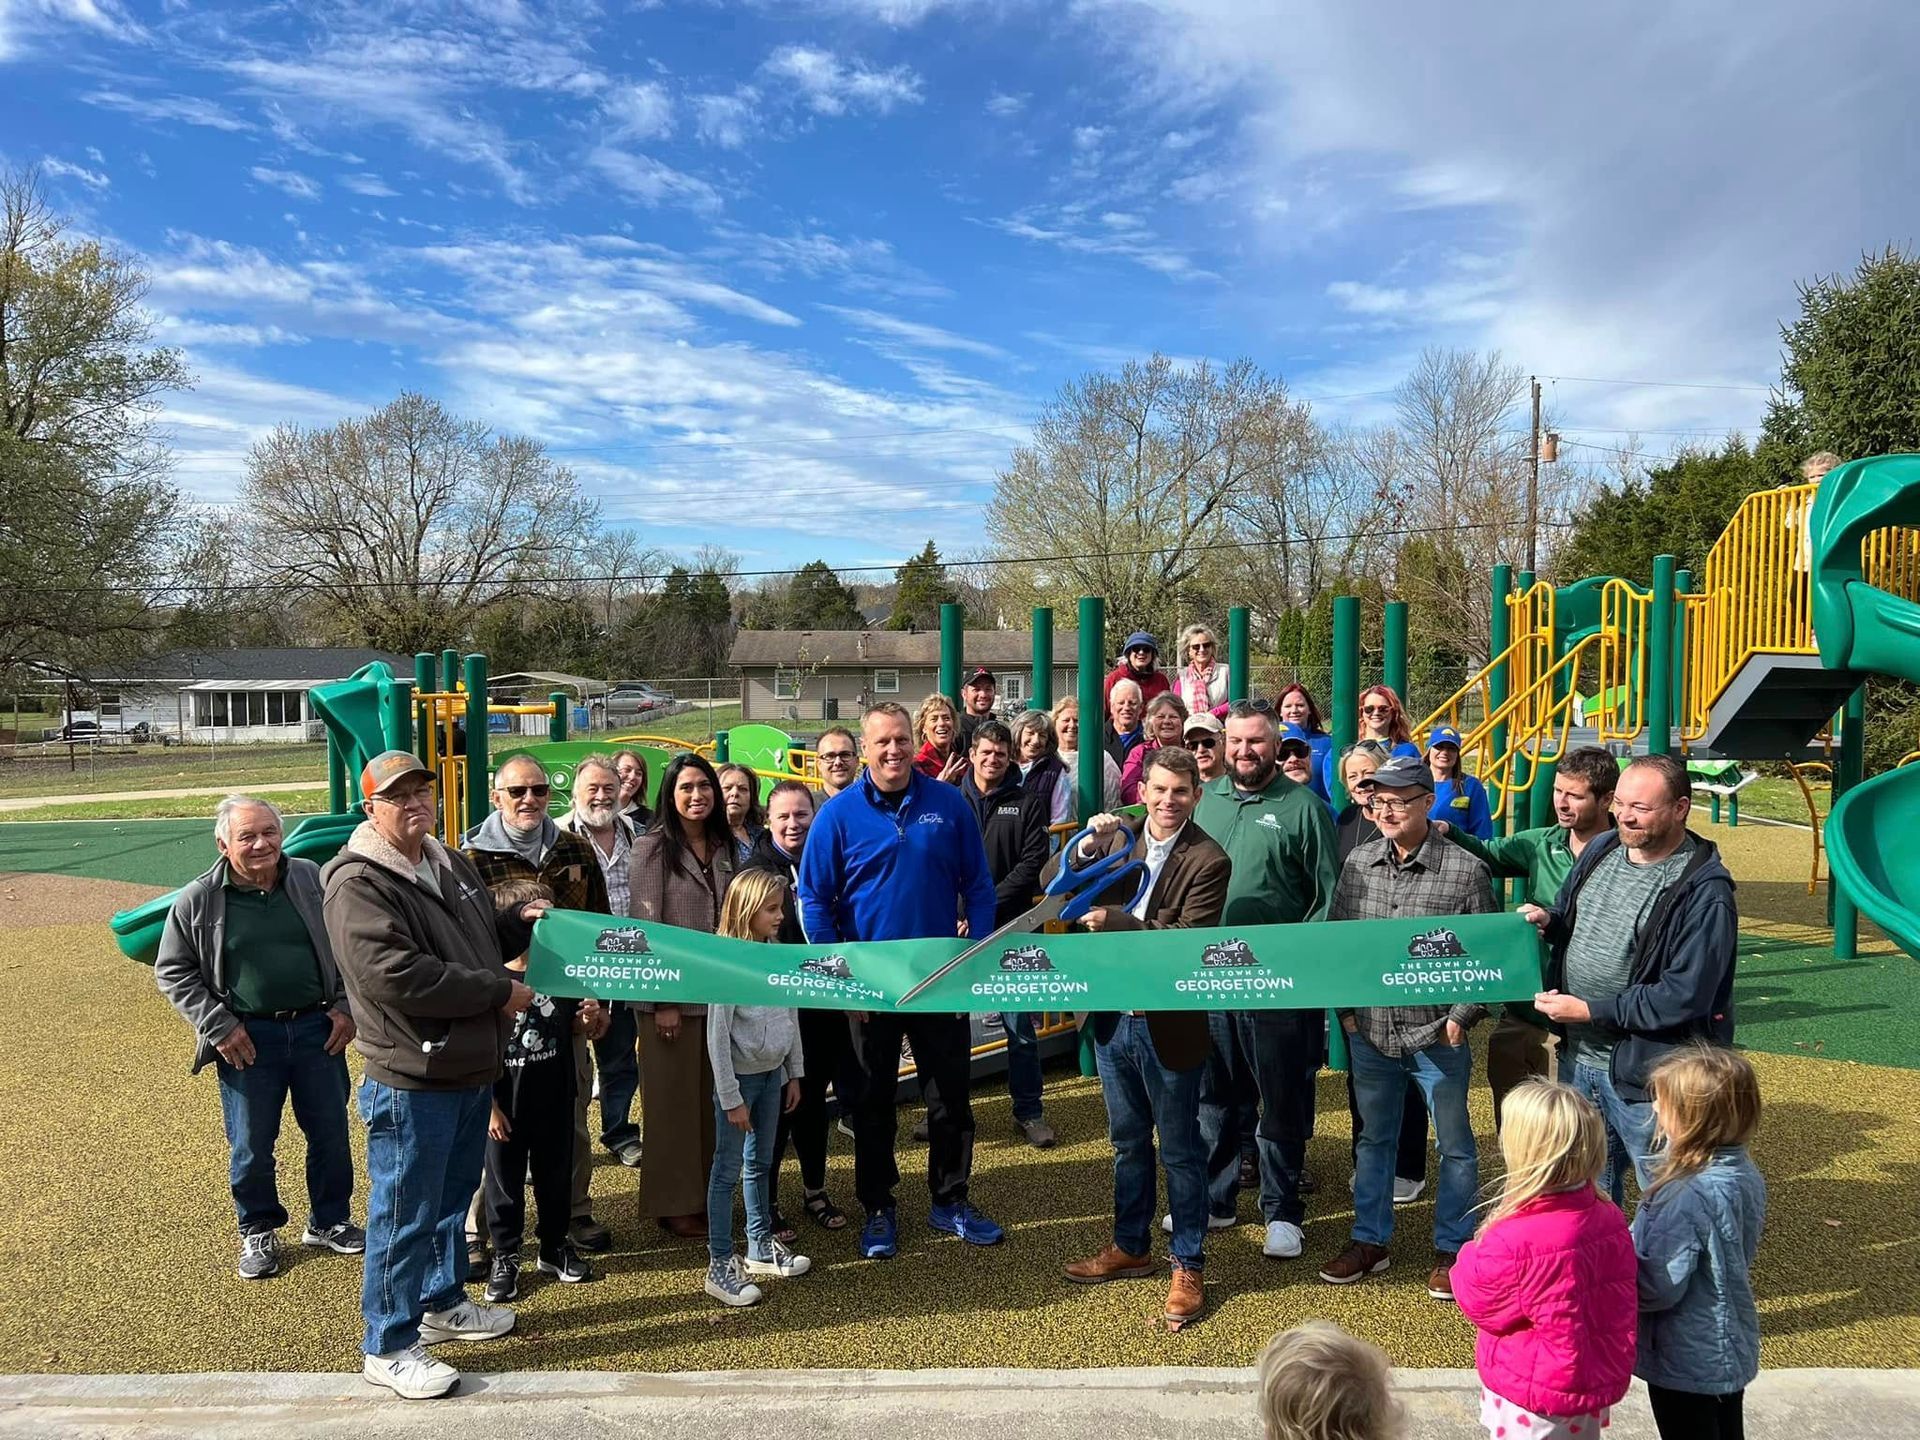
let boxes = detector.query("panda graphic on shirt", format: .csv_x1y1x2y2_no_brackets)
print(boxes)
504,992,569,1069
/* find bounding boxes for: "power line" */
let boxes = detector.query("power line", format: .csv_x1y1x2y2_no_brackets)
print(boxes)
1543,374,1773,395
0,516,1578,601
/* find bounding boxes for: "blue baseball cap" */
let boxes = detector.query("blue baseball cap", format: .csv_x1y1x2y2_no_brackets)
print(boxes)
1427,725,1464,750
1122,631,1158,656
1278,721,1313,752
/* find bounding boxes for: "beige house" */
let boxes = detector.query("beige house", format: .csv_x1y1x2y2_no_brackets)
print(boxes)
728,629,1081,725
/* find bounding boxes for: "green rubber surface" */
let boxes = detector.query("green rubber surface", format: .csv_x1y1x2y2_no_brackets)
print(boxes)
1734,932,1920,1070
0,819,214,888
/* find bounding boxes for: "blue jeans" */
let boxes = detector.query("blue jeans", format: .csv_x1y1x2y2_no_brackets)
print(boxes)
358,1078,492,1356
708,1068,783,1264
1348,1031,1478,1254
593,1003,641,1151
214,1011,353,1235
1095,1016,1207,1269
1569,1060,1659,1205
1001,1011,1043,1122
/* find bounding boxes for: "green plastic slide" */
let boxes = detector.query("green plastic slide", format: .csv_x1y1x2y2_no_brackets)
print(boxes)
1810,454,1920,957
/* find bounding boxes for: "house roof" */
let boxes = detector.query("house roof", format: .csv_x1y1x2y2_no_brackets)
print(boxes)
90,647,415,684
728,629,1079,669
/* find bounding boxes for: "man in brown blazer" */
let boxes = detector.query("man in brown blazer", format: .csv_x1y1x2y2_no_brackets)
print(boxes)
1056,746,1230,1326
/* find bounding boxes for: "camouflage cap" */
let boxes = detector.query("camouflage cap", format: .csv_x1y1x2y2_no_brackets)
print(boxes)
361,749,435,801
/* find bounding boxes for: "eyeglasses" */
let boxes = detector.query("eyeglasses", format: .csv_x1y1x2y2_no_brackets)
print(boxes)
374,787,436,809
818,750,857,764
1367,795,1420,816
1187,735,1217,749
502,784,551,799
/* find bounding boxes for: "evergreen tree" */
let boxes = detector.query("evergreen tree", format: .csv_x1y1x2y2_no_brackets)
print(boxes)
886,540,961,631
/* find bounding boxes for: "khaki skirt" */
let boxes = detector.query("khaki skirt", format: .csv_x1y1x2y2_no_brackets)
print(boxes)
638,1014,718,1218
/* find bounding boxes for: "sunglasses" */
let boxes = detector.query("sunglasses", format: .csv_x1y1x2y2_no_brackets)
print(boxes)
502,783,551,799
1186,735,1218,749
1361,705,1393,716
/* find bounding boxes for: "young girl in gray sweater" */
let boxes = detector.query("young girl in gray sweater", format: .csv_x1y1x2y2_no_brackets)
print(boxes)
703,868,809,1307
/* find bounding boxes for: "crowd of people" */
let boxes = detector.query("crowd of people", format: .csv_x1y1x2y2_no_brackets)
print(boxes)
154,641,1757,1434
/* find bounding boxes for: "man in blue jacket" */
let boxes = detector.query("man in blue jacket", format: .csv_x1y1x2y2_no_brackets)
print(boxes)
1525,753,1738,1204
799,701,1001,1260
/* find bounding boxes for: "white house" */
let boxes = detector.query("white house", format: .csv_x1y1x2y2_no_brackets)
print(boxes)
79,648,413,744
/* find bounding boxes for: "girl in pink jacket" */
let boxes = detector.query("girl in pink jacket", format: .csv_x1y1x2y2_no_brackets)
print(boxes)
1452,1081,1637,1438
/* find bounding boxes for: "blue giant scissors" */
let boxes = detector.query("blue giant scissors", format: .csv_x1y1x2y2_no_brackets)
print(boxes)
894,822,1153,1006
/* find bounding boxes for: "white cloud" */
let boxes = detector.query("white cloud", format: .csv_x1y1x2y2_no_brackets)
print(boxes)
81,88,251,131
602,79,673,140
1162,126,1212,152
762,45,922,116
587,146,723,214
986,208,1210,281
339,172,399,197
985,91,1025,117
249,165,320,200
693,90,760,148
1071,124,1109,152
40,156,109,190
1,0,146,58
821,304,1008,358
152,317,308,348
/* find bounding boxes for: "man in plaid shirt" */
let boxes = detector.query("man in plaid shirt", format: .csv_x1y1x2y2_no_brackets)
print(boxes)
1318,756,1495,1302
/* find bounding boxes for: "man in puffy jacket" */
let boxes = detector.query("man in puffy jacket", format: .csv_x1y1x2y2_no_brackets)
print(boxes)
322,751,544,1401
1525,753,1738,1205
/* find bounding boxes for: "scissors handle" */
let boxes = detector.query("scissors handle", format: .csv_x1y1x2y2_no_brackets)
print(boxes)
1053,822,1150,923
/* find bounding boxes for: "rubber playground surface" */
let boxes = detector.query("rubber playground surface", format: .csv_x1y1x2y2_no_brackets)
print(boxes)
1,817,1915,1375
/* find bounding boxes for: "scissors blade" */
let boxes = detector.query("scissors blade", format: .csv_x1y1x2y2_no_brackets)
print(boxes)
894,895,1070,1008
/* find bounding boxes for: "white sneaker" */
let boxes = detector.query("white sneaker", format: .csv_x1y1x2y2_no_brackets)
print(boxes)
1262,1220,1305,1259
363,1343,458,1400
1161,1212,1237,1234
1393,1177,1426,1205
418,1299,515,1344
744,1237,813,1278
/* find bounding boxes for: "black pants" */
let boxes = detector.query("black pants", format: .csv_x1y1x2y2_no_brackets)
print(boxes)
1345,1070,1429,1183
774,1008,862,1192
483,1056,574,1255
1204,1010,1323,1225
1648,1386,1744,1440
854,1012,973,1213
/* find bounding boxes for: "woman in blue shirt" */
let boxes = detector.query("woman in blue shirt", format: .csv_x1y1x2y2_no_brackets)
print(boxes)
1425,724,1493,839
1277,683,1334,802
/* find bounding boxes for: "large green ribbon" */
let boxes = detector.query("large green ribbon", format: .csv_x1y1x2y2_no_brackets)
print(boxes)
526,909,1544,1012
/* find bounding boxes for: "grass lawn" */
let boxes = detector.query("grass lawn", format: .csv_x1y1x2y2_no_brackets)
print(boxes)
0,742,329,801
0,789,333,823
603,702,742,744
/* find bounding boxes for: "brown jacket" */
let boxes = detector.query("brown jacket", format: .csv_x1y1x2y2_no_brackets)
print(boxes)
1044,818,1230,1071
321,822,530,1091
628,829,735,1016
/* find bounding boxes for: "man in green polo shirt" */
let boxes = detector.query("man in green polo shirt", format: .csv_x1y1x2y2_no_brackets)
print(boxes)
156,796,361,1281
1439,745,1617,1128
1191,701,1339,1262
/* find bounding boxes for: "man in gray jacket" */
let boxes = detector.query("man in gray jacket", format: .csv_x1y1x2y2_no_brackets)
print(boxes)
155,795,362,1282
323,751,542,1401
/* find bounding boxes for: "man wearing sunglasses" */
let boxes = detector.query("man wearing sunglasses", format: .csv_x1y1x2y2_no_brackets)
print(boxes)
462,755,614,1262
1182,712,1224,784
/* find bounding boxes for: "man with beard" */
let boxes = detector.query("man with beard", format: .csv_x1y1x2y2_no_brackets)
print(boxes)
1192,703,1338,1264
1523,753,1737,1204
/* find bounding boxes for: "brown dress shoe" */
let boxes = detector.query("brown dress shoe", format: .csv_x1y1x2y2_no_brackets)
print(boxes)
1427,1254,1457,1302
1163,1266,1204,1324
658,1213,707,1240
1063,1243,1156,1285
1318,1241,1391,1285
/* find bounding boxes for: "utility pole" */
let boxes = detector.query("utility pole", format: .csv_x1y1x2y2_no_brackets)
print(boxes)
1526,375,1542,574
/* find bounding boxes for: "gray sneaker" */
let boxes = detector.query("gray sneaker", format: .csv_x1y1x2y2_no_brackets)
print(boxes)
302,1221,366,1254
704,1255,764,1307
614,1139,644,1168
1016,1115,1057,1149
238,1231,279,1280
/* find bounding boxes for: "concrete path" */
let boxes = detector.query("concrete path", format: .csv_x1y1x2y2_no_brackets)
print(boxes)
0,780,323,813
1,1368,1911,1438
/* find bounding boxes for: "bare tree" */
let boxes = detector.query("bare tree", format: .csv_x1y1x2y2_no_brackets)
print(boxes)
987,354,1308,639
243,392,599,652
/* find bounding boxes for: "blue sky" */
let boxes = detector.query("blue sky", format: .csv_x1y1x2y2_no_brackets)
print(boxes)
5,0,1916,576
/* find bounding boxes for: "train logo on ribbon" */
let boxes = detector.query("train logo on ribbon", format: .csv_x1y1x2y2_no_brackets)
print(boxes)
1000,944,1055,973
1406,927,1468,960
801,954,855,980
594,927,652,955
1199,938,1258,968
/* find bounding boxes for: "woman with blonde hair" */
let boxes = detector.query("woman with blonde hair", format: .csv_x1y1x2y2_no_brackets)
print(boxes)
1632,1046,1765,1440
911,693,966,783
1049,695,1120,818
1452,1080,1636,1437
1175,622,1230,717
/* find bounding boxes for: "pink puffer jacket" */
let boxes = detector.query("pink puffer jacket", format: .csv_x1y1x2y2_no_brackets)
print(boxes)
1451,1184,1638,1417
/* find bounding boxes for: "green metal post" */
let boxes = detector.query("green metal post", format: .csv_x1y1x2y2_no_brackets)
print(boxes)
939,602,964,701
1330,596,1362,810
1077,597,1105,823
1710,793,1722,824
441,648,459,695
549,691,568,744
715,730,731,764
463,654,489,833
1833,684,1865,958
327,740,348,814
384,679,414,757
1728,791,1739,827
1383,601,1409,702
413,653,436,766
1228,606,1251,703
1030,607,1054,711
1647,555,1676,756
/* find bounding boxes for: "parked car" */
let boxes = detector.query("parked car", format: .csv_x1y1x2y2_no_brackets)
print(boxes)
598,683,677,720
59,719,100,742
